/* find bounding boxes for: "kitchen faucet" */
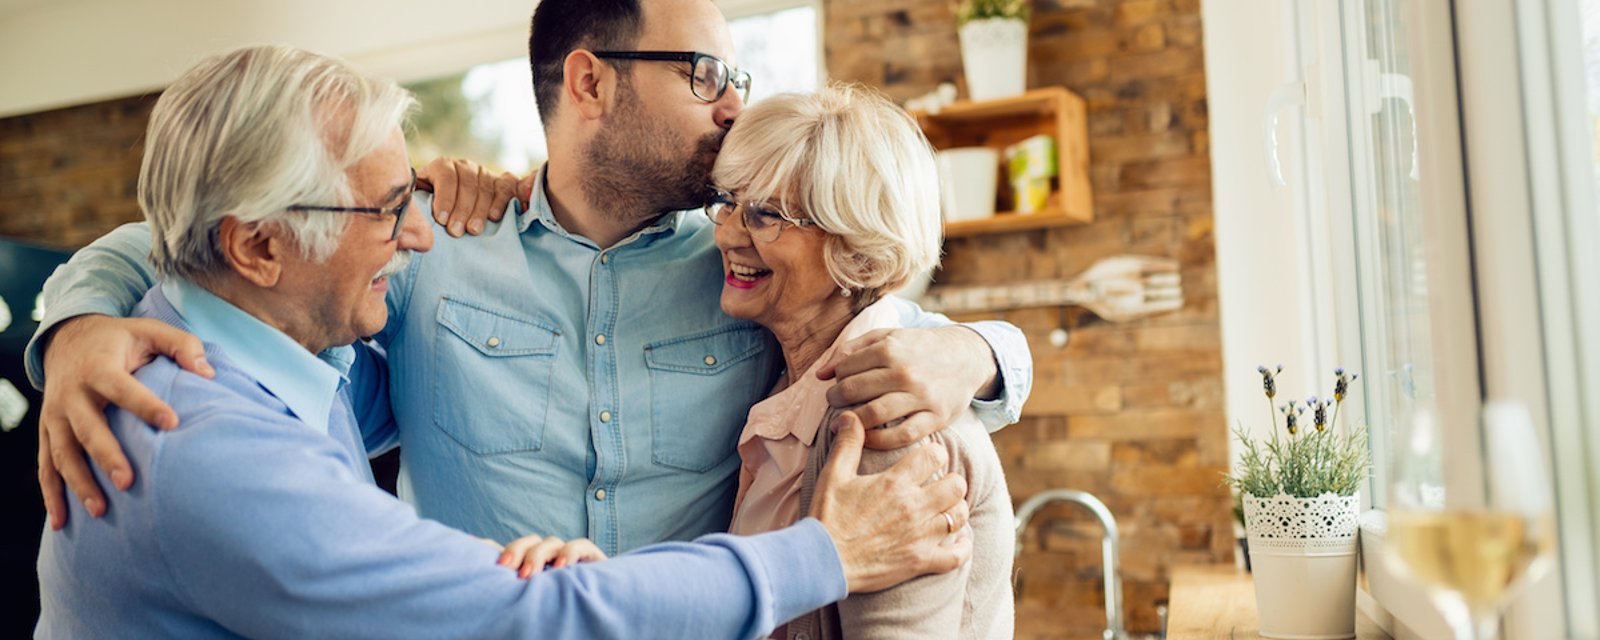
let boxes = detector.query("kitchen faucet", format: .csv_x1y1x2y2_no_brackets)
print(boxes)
1014,489,1128,640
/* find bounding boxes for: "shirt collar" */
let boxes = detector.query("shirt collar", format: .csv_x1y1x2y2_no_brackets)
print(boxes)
515,164,692,245
164,278,349,435
741,298,905,447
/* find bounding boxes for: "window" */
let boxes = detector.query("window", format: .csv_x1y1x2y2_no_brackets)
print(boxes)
400,3,823,175
405,59,546,176
1215,0,1600,636
724,2,822,103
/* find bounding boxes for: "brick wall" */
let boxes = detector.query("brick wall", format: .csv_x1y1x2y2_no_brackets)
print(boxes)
825,0,1230,637
0,94,157,248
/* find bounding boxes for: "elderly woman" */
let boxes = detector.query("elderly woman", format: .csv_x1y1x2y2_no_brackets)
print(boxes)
714,84,1014,639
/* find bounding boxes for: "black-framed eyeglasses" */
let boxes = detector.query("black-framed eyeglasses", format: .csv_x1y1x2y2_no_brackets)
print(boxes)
704,187,816,243
287,168,417,241
591,51,752,104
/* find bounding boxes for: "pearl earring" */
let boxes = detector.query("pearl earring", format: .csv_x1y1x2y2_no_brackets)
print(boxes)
840,287,853,297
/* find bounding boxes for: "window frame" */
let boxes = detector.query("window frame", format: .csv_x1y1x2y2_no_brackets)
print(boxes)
1318,0,1491,634
1263,0,1595,637
1463,0,1600,635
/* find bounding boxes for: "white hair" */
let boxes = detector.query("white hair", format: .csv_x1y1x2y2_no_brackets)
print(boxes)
139,45,417,281
711,84,943,308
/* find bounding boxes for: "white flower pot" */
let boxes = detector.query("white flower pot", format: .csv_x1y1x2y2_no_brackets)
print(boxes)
1242,493,1361,640
958,18,1028,101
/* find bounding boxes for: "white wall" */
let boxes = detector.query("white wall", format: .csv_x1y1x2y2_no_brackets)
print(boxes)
1202,1,1325,453
0,0,537,117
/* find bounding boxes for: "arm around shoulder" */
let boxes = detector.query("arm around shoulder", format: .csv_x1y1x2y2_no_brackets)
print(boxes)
25,222,158,388
889,296,1034,431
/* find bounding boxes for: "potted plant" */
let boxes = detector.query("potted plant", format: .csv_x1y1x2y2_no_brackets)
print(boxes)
955,0,1030,101
1225,366,1371,640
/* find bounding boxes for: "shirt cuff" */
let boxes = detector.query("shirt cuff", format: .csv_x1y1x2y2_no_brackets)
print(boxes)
958,320,1033,432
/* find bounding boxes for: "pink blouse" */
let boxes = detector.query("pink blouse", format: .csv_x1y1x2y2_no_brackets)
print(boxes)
728,298,902,536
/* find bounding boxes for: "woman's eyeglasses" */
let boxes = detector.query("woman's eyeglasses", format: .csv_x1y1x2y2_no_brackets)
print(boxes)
287,168,418,241
591,51,752,104
704,187,815,243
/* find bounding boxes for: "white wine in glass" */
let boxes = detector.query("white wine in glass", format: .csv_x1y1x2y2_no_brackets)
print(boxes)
1387,510,1556,611
1385,403,1556,640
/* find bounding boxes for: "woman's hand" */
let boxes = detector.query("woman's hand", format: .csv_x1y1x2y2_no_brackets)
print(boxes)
497,535,607,578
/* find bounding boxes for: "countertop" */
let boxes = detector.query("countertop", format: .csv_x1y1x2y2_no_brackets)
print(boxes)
1165,564,1391,639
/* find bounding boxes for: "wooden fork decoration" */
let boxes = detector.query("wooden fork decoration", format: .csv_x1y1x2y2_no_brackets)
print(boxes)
922,255,1183,322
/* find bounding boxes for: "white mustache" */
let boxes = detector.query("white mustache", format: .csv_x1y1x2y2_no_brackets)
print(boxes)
373,250,413,281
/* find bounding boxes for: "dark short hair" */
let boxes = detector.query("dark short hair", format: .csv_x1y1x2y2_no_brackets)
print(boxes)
529,0,645,124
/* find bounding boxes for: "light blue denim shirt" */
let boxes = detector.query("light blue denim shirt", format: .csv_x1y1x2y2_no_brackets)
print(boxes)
26,167,1034,555
36,283,845,639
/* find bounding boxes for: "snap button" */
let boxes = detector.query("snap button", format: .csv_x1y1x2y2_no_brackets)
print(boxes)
486,336,501,348
595,334,606,345
704,355,717,366
600,410,612,423
595,489,607,501
600,253,609,264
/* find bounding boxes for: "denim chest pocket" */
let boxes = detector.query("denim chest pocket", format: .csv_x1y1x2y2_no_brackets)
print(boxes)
644,324,770,472
433,297,560,454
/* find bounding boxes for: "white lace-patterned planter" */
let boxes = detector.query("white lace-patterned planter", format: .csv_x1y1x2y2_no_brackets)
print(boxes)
1242,493,1361,640
958,18,1027,101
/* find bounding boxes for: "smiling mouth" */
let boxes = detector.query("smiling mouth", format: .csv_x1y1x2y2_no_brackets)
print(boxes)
728,263,771,283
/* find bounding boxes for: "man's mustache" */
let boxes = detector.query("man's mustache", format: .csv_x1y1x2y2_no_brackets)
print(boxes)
374,250,412,280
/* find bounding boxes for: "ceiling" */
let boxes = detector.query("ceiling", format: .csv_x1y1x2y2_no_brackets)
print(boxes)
0,0,65,18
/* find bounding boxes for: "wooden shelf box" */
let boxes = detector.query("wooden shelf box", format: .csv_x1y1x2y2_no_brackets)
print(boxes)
913,86,1093,237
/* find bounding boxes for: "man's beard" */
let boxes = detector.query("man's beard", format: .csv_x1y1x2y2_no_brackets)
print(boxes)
583,81,723,227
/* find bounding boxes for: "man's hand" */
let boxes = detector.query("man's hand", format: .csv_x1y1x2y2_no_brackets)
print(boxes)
38,314,213,530
416,157,527,237
817,326,999,450
811,413,971,594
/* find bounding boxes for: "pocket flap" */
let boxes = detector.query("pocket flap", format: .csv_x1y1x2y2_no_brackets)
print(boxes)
644,323,766,374
436,297,560,357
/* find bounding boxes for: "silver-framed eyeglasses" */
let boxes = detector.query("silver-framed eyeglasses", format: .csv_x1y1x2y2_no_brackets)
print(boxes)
591,51,752,104
287,168,417,241
704,187,816,243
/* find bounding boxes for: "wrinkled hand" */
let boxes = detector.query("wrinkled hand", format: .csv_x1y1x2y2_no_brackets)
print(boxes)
811,414,971,593
416,157,527,237
38,314,213,529
497,535,607,579
817,326,998,450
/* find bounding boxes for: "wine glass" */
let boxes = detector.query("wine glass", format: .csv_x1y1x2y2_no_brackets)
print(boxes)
1385,402,1557,640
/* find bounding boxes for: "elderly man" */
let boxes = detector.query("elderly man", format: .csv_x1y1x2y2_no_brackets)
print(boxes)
31,0,1033,553
35,44,970,639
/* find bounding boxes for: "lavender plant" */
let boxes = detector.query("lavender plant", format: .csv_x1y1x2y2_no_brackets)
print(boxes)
1226,366,1371,498
954,0,1031,24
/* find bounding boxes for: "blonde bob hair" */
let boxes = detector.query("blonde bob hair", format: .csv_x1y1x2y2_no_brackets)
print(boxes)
711,84,942,309
140,45,417,282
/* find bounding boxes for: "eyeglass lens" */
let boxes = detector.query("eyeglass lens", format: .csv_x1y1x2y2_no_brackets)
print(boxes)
709,201,783,242
692,56,750,103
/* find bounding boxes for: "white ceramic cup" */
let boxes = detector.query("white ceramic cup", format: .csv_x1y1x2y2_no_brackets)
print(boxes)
937,147,1000,223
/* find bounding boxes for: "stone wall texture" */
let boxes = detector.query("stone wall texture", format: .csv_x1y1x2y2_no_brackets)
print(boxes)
0,94,156,248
